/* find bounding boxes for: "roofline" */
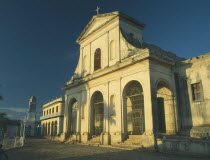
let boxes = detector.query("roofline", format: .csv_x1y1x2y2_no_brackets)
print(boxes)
76,11,145,43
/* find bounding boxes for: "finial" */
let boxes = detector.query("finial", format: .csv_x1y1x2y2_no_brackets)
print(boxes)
95,6,100,15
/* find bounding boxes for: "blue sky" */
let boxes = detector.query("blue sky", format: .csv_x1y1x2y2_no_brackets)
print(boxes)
0,0,210,120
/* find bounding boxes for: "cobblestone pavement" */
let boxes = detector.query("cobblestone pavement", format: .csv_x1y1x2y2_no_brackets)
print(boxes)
4,138,209,160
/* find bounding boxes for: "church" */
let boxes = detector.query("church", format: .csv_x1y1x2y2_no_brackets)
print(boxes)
41,11,210,150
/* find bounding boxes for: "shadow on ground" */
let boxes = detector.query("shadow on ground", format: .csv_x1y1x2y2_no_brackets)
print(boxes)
5,138,209,160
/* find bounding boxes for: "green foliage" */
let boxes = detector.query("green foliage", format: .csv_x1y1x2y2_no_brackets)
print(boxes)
0,112,9,132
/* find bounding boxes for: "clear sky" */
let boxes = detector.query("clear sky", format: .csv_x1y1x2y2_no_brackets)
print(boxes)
0,0,210,120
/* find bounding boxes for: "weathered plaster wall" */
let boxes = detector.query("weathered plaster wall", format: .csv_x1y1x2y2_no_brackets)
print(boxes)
177,53,210,137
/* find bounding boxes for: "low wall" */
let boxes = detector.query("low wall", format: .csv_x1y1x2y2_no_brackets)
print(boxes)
157,138,210,155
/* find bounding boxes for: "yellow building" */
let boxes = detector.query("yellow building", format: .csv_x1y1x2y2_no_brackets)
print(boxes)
40,97,64,136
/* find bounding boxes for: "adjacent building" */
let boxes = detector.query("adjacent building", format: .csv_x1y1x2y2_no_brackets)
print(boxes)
40,97,64,136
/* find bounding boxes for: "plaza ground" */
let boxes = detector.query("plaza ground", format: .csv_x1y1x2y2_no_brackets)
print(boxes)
5,138,209,160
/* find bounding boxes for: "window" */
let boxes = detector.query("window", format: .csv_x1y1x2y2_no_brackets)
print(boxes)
44,111,45,116
191,82,203,101
56,106,58,112
52,108,54,113
49,109,51,114
47,110,48,115
94,48,101,71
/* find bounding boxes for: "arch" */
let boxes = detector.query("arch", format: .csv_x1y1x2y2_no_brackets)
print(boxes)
110,40,116,60
123,80,145,135
156,80,175,135
94,48,101,71
90,91,104,136
69,98,78,134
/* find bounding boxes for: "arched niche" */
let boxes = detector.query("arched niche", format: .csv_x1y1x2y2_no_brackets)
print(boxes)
69,98,78,135
156,81,175,135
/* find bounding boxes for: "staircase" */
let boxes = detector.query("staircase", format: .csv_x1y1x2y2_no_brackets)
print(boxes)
65,135,77,144
112,135,143,150
87,136,101,146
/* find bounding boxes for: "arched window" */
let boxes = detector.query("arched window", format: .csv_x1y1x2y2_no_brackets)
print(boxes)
94,48,101,71
110,40,116,60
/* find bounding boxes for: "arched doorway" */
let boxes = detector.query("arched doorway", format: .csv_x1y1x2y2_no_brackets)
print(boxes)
69,98,78,134
124,81,145,135
91,91,104,136
156,81,175,135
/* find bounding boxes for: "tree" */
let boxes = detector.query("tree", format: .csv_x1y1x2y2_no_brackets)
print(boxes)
0,112,9,137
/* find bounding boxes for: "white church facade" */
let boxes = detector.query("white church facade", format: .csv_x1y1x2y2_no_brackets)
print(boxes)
41,11,210,150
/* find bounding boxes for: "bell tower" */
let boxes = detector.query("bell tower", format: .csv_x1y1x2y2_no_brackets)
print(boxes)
28,96,36,122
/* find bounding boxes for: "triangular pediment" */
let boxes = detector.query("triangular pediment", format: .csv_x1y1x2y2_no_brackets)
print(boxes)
76,12,119,43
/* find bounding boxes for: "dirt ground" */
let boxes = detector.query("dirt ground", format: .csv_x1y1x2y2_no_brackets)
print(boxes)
4,138,209,160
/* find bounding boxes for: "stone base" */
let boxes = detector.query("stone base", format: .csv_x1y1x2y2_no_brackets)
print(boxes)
81,132,89,143
76,132,81,142
141,134,155,148
111,132,123,144
102,132,111,145
157,138,210,155
190,126,210,138
60,132,67,141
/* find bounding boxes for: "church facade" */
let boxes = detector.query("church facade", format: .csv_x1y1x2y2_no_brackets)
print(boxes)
46,11,209,148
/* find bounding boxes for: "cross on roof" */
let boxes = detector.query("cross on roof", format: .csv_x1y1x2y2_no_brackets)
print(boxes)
95,6,100,15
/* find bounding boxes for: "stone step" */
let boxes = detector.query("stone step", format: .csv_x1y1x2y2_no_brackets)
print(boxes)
111,144,143,150
123,141,142,145
125,139,142,142
128,135,142,139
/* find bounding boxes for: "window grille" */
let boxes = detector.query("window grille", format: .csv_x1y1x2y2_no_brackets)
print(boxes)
126,81,145,135
191,82,203,101
93,92,104,135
